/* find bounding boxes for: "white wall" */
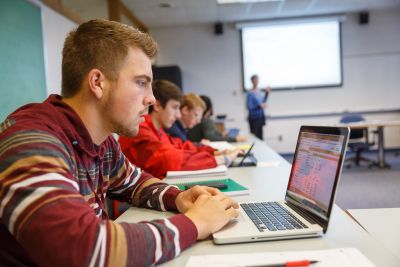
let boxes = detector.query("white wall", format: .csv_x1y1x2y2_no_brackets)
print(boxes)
40,4,77,95
151,8,400,153
28,0,77,95
152,23,247,131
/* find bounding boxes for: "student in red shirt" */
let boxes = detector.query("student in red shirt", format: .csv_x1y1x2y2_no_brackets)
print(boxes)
0,20,239,267
119,80,241,178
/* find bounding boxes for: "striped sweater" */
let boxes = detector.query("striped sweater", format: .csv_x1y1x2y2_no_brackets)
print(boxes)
0,95,197,267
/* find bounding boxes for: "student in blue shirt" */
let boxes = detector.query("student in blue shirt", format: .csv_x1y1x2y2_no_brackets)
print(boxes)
246,74,271,140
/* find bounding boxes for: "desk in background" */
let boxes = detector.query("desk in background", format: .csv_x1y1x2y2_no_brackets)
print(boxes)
337,120,400,168
116,138,400,267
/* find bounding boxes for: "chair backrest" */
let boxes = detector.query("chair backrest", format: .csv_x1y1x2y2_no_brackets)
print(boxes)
340,114,365,139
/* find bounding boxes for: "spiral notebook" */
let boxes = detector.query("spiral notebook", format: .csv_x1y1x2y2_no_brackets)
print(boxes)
171,178,249,196
165,165,227,179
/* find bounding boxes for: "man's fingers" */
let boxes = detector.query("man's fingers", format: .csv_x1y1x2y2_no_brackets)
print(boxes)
201,186,220,195
231,201,239,209
221,198,238,210
225,207,239,218
212,193,230,201
192,192,238,211
194,193,209,203
192,185,224,196
224,198,239,209
190,185,213,197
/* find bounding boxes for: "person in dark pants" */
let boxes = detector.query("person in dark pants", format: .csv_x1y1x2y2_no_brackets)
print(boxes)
246,74,271,140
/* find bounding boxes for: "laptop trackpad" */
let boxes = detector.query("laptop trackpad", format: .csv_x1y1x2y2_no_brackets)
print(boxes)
220,213,248,231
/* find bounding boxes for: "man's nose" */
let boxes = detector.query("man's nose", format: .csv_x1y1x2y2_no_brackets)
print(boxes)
176,110,182,119
146,92,156,107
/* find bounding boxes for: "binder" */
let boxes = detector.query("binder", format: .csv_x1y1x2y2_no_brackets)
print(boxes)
172,178,249,196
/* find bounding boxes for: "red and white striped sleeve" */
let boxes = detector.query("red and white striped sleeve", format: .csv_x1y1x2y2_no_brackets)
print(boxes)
0,130,198,267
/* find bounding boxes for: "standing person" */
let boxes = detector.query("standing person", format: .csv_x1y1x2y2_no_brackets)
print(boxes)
119,80,240,178
246,74,271,140
0,19,238,267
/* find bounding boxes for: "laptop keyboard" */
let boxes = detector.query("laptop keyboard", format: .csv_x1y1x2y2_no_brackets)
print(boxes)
241,202,308,232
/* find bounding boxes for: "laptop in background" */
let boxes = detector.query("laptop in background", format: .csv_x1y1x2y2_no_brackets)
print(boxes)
227,128,239,139
230,142,257,167
213,126,349,244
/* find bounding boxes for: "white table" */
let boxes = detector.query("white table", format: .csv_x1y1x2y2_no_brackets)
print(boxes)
338,120,400,168
116,138,400,266
347,208,400,261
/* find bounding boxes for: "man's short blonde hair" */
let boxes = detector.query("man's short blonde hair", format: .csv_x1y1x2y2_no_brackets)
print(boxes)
61,19,158,97
181,93,206,111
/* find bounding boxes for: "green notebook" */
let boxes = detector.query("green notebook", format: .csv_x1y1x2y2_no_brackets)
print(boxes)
172,178,249,196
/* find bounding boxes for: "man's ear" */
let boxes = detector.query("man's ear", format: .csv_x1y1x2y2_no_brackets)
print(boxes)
87,69,105,99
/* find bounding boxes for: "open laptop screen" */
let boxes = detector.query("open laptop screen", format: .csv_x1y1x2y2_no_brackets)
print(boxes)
237,142,255,166
286,127,348,223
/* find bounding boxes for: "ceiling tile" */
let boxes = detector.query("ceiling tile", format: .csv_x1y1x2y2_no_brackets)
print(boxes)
60,0,400,28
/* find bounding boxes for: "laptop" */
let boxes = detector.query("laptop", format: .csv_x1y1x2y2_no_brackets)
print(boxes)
230,142,257,167
227,128,239,139
213,126,349,244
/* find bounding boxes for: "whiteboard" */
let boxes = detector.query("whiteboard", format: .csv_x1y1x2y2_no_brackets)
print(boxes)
0,0,46,121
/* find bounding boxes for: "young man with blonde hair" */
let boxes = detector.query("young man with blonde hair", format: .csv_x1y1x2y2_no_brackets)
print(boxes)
167,93,206,141
0,19,238,267
119,80,240,178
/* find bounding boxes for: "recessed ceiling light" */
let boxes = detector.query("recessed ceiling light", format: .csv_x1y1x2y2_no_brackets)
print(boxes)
159,3,174,8
217,0,282,4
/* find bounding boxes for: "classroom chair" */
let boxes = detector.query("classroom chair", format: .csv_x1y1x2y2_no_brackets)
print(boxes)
340,114,375,168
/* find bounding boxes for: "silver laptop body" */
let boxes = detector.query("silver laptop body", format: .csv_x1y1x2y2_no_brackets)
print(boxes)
213,126,350,244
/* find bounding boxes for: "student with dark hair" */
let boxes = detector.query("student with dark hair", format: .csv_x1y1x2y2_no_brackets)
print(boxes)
119,80,241,178
0,20,238,267
187,95,247,143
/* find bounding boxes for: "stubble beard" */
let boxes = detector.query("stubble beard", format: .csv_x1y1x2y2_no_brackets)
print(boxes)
102,91,139,138
117,124,139,137
107,109,140,137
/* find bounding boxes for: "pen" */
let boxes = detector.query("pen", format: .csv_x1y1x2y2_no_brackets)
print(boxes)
244,260,319,267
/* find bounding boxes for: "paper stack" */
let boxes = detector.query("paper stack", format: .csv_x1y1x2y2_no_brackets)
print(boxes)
165,165,228,179
185,248,375,267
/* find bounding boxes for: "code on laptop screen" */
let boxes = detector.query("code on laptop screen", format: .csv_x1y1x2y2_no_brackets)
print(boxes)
287,132,344,220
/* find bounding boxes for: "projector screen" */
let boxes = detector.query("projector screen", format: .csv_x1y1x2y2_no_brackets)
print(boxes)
241,18,342,90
